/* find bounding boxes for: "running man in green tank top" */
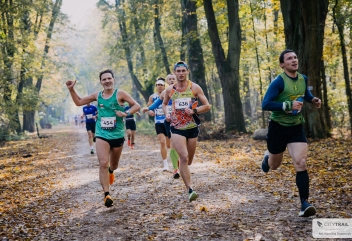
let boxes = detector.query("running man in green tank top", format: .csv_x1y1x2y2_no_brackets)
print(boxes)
66,69,140,208
261,50,321,217
162,61,210,202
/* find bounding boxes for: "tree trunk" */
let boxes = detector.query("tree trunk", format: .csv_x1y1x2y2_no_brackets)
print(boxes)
242,64,251,119
23,0,62,132
280,0,329,138
203,0,246,132
320,60,331,132
249,2,265,128
182,0,211,122
180,0,187,61
153,0,170,74
333,0,352,134
113,0,151,102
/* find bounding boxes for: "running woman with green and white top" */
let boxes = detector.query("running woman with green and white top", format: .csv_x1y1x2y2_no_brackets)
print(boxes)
162,62,210,202
66,69,140,208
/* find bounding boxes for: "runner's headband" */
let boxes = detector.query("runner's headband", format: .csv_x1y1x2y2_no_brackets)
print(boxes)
173,61,189,70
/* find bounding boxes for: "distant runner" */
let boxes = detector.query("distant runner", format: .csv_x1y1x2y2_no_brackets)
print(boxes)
82,103,97,154
124,103,141,149
146,78,170,171
143,74,180,178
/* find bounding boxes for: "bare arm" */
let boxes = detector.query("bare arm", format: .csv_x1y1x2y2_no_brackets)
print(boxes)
66,80,97,106
191,84,210,114
162,86,172,117
146,95,154,107
115,90,141,117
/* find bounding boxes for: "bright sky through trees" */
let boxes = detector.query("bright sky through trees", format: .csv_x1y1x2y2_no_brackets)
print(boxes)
61,0,97,26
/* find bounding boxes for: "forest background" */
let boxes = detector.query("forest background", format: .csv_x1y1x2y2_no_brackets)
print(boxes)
0,0,351,142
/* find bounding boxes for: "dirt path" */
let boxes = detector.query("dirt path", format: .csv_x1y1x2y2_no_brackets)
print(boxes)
49,126,318,241
4,125,350,240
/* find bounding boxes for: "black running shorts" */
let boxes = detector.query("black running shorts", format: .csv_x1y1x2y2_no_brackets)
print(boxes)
170,126,199,140
96,136,125,149
155,123,167,136
164,121,171,139
266,120,307,154
86,122,96,133
125,119,136,131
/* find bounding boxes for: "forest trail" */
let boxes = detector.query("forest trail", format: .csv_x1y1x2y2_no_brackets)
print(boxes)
1,125,351,240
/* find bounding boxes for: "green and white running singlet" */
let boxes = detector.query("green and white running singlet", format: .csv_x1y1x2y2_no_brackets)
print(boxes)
95,89,125,139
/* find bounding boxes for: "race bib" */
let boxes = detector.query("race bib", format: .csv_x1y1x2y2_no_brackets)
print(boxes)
156,108,164,116
175,98,191,110
167,106,173,114
101,117,116,130
86,114,93,119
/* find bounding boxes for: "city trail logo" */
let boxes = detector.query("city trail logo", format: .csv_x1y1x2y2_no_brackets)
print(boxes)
312,219,352,238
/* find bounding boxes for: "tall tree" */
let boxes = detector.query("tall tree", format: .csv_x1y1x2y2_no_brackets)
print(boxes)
332,0,352,135
280,0,329,138
181,0,211,121
153,0,170,74
203,0,246,132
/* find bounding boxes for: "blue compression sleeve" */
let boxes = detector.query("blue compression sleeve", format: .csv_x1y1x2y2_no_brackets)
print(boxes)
148,98,163,110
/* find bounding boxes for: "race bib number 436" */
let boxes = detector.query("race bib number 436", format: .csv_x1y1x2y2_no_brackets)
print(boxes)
101,117,116,130
175,98,191,110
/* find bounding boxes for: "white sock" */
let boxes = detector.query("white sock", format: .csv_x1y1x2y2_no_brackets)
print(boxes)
163,159,168,167
91,146,94,150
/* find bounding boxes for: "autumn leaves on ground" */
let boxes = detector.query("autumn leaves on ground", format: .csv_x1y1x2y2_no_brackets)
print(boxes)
0,125,351,240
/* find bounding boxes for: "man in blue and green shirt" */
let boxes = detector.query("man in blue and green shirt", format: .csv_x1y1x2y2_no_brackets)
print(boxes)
262,49,322,217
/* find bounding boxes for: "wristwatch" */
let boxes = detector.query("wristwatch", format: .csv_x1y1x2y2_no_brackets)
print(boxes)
125,110,130,115
193,108,198,114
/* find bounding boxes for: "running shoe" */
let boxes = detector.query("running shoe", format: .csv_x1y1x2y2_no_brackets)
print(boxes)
173,169,180,179
299,200,316,217
104,195,114,207
90,149,95,154
189,191,198,202
261,150,270,173
109,171,115,185
131,143,135,149
127,139,131,146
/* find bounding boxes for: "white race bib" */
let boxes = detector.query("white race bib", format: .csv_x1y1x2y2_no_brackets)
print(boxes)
156,108,164,116
86,114,93,119
101,117,116,129
167,106,173,114
175,98,191,110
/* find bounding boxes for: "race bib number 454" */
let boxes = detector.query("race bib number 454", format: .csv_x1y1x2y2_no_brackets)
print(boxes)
175,98,191,110
101,117,116,130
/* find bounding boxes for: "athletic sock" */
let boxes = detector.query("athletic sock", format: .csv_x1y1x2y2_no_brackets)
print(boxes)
296,170,309,204
104,192,110,197
169,148,179,170
188,188,193,194
108,167,113,174
90,146,94,149
163,159,168,167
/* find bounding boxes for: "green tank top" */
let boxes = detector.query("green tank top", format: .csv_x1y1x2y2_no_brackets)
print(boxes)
170,81,198,130
270,72,306,126
95,89,125,139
